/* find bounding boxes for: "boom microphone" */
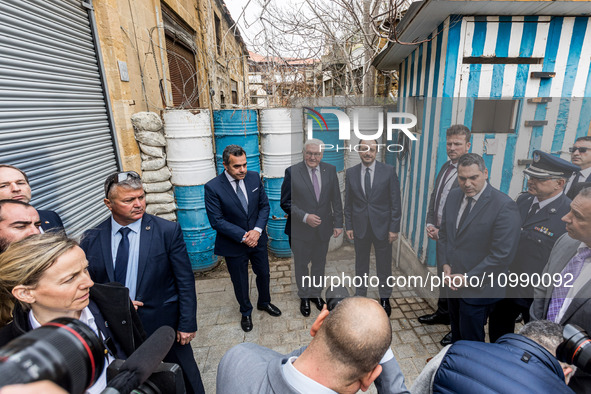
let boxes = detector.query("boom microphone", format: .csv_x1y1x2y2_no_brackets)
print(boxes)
102,325,175,394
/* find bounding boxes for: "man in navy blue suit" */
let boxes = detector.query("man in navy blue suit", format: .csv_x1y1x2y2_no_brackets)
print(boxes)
344,139,401,316
438,153,521,343
81,171,204,394
0,164,64,232
204,145,281,332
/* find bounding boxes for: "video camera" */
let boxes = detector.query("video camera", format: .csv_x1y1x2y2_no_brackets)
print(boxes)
556,324,591,373
0,317,184,394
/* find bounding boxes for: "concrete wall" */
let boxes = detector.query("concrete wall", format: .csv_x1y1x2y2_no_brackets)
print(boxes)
93,0,249,172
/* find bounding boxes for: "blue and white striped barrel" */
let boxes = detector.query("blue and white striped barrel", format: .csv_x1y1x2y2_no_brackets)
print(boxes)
174,185,217,271
306,107,345,172
263,177,291,258
213,109,260,174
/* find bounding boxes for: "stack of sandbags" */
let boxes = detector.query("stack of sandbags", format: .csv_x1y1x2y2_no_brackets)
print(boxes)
130,112,176,222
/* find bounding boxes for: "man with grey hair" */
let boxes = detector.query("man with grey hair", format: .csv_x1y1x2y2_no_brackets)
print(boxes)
81,171,204,394
411,320,575,394
438,153,521,343
281,139,343,317
531,186,591,392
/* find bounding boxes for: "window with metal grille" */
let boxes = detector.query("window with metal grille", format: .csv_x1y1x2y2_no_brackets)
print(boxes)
165,34,200,108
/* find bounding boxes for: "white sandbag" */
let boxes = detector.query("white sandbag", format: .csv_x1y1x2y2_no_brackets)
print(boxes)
156,212,177,222
146,192,174,204
146,203,176,215
143,181,172,193
135,131,166,147
131,112,163,132
141,158,166,171
139,143,165,158
142,167,172,183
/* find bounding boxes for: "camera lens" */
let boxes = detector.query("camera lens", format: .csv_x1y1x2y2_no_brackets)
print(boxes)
556,324,591,373
0,317,105,394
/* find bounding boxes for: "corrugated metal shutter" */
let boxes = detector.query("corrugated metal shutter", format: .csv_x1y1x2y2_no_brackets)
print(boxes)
0,0,119,235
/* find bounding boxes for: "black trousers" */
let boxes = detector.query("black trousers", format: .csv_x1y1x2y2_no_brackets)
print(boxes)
448,298,493,343
292,237,330,298
225,247,271,316
353,225,393,299
163,341,205,394
488,298,531,343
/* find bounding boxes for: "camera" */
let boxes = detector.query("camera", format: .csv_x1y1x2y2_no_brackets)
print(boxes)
0,318,183,394
0,317,105,393
556,324,591,373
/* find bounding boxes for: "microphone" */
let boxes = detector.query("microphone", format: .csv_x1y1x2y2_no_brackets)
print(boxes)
102,325,175,394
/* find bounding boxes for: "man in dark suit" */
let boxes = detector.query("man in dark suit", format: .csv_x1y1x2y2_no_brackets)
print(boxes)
344,139,401,316
531,186,591,393
565,136,591,199
438,153,521,343
204,145,281,332
283,139,343,317
217,297,410,394
0,200,41,252
81,171,204,394
0,164,64,231
419,124,471,346
488,150,577,342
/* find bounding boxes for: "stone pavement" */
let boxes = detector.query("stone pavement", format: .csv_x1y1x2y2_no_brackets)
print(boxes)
192,243,450,393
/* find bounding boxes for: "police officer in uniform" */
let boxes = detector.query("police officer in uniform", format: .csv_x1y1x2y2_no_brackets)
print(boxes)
488,150,579,342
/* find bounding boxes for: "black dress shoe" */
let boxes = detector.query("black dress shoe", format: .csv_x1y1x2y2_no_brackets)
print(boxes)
440,331,452,346
418,310,450,325
241,315,253,332
310,297,326,311
257,303,282,317
380,298,392,317
300,298,311,317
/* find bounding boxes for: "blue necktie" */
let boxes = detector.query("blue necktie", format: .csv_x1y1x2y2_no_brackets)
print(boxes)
235,180,248,212
114,227,131,285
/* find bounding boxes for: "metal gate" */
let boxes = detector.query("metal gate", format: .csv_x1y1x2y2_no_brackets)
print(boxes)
0,0,120,235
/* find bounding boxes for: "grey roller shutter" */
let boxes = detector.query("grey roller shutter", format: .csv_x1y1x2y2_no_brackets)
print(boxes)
0,0,120,235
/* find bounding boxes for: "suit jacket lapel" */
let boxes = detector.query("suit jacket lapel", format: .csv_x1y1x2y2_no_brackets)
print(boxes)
560,282,591,324
222,172,247,215
137,215,153,290
456,185,491,236
518,194,534,222
100,221,115,282
298,162,316,203
435,161,451,192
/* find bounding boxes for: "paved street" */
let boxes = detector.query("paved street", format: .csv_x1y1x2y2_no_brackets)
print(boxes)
192,243,450,393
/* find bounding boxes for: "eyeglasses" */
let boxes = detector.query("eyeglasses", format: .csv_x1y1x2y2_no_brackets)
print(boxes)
104,171,140,197
305,152,322,157
569,147,589,154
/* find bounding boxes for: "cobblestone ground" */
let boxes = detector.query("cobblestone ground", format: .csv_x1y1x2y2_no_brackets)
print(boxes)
192,244,450,393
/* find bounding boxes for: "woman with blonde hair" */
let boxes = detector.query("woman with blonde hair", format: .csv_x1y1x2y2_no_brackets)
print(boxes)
0,232,145,393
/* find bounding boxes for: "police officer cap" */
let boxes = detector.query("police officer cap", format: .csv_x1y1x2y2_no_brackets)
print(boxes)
524,150,580,179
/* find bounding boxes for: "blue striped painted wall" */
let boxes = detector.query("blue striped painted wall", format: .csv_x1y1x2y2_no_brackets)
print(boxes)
397,15,591,266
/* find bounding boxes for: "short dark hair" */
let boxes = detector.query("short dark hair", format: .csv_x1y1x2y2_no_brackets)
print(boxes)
518,320,563,355
575,136,591,144
222,145,246,165
0,199,34,222
578,186,591,200
446,124,471,143
458,153,486,172
0,165,29,184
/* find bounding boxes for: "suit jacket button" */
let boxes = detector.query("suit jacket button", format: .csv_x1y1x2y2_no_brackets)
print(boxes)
122,320,127,325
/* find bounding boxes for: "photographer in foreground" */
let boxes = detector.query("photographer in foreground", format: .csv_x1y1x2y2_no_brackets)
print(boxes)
0,232,146,393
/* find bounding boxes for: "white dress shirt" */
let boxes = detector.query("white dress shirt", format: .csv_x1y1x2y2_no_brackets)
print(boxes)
456,183,488,229
29,308,115,394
